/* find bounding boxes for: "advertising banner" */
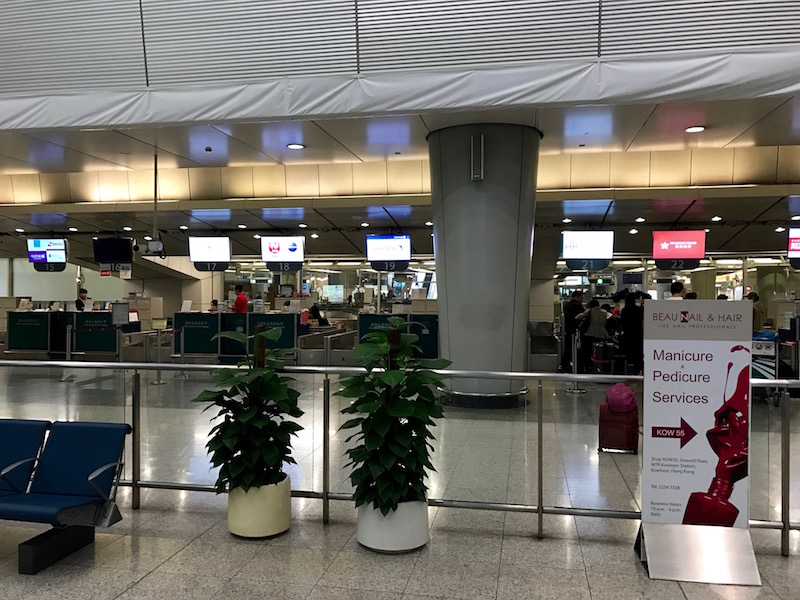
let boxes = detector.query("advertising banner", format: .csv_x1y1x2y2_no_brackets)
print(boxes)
643,300,752,528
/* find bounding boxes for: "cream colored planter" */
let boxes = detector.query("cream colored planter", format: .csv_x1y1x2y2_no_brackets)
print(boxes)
357,500,429,552
227,475,291,538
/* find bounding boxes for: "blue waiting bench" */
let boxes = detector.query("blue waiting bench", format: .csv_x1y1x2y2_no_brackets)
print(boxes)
0,419,131,574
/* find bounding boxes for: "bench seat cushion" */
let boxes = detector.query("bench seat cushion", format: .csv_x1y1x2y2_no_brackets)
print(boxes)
0,494,103,525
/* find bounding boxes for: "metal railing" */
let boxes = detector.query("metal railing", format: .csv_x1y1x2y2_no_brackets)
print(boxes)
0,359,794,556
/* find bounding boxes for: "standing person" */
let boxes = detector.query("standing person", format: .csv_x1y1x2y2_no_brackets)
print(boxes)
747,292,765,332
560,290,585,372
667,281,685,300
75,288,88,312
576,300,610,373
684,291,698,299
620,292,644,374
232,285,248,313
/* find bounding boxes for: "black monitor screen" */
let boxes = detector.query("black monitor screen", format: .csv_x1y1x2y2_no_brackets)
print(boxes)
93,238,133,263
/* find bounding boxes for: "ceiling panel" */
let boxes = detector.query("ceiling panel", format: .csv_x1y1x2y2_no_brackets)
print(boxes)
123,125,278,168
217,121,361,165
248,207,330,229
676,196,780,225
27,130,203,171
383,205,432,227
727,97,800,148
717,224,787,253
535,199,613,225
315,116,429,161
755,195,800,222
0,132,127,173
537,104,658,154
627,98,790,151
314,205,397,229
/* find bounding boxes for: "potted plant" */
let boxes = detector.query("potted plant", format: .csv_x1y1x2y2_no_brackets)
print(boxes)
193,327,303,538
337,317,450,552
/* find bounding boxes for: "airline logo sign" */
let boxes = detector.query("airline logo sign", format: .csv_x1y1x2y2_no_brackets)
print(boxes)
260,236,304,262
788,228,800,257
652,230,706,259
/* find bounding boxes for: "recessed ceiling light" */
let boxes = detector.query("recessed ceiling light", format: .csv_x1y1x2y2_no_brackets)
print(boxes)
431,233,434,237
92,236,98,240
179,225,189,230
14,228,24,233
685,126,706,133
562,218,572,224
311,233,319,239
705,228,711,232
287,143,305,150
68,227,78,232
143,235,152,241
298,223,308,228
792,215,800,221
776,226,787,233
711,215,722,222
629,228,639,235
123,226,132,232
360,222,369,228
425,221,433,227
635,217,646,223
253,234,261,239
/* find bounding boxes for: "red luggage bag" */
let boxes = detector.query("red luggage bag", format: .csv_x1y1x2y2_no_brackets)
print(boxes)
598,402,639,454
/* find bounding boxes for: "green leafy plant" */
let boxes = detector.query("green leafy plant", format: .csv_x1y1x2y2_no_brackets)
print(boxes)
193,328,303,493
338,317,450,515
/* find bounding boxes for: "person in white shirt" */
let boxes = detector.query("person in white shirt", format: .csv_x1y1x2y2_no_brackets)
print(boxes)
667,281,685,300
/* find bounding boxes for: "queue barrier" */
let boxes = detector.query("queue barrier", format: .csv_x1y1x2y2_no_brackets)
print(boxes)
0,359,795,558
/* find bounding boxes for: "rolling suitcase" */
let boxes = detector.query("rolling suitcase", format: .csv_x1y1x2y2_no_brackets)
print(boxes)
591,341,614,374
598,384,639,453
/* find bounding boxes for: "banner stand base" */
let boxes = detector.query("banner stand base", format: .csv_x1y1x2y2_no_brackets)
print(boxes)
636,522,761,586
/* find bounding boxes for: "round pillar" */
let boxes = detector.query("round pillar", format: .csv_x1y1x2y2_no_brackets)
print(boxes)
429,124,541,398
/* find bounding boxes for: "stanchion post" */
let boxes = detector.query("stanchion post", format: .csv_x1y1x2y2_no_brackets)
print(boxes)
151,329,166,385
175,328,190,379
323,374,331,524
537,379,544,539
782,384,790,557
566,333,586,394
132,370,141,510
65,324,73,361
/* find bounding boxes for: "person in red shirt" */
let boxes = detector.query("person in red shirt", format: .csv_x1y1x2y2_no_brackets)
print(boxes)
232,285,248,313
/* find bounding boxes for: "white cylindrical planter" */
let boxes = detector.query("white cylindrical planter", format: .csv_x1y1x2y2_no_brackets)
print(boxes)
227,475,291,538
357,500,429,552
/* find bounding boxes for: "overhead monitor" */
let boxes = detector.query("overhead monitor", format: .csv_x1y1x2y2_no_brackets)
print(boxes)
561,231,614,260
260,236,305,262
788,228,800,258
366,234,412,262
93,238,133,263
26,238,66,263
188,237,231,263
653,230,706,259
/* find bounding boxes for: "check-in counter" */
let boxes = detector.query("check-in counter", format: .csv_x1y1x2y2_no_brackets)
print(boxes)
357,314,439,359
172,312,299,363
6,311,119,359
297,329,358,366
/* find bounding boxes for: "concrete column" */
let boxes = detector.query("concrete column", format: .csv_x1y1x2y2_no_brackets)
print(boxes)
756,266,787,298
529,228,561,322
690,269,717,299
429,124,541,397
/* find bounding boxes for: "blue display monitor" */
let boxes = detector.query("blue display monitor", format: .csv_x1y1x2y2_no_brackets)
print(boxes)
27,238,67,263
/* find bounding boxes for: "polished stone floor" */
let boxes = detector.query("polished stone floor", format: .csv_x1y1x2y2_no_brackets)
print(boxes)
0,364,798,598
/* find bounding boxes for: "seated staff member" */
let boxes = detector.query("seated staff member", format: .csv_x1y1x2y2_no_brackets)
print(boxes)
232,285,248,313
75,288,88,312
